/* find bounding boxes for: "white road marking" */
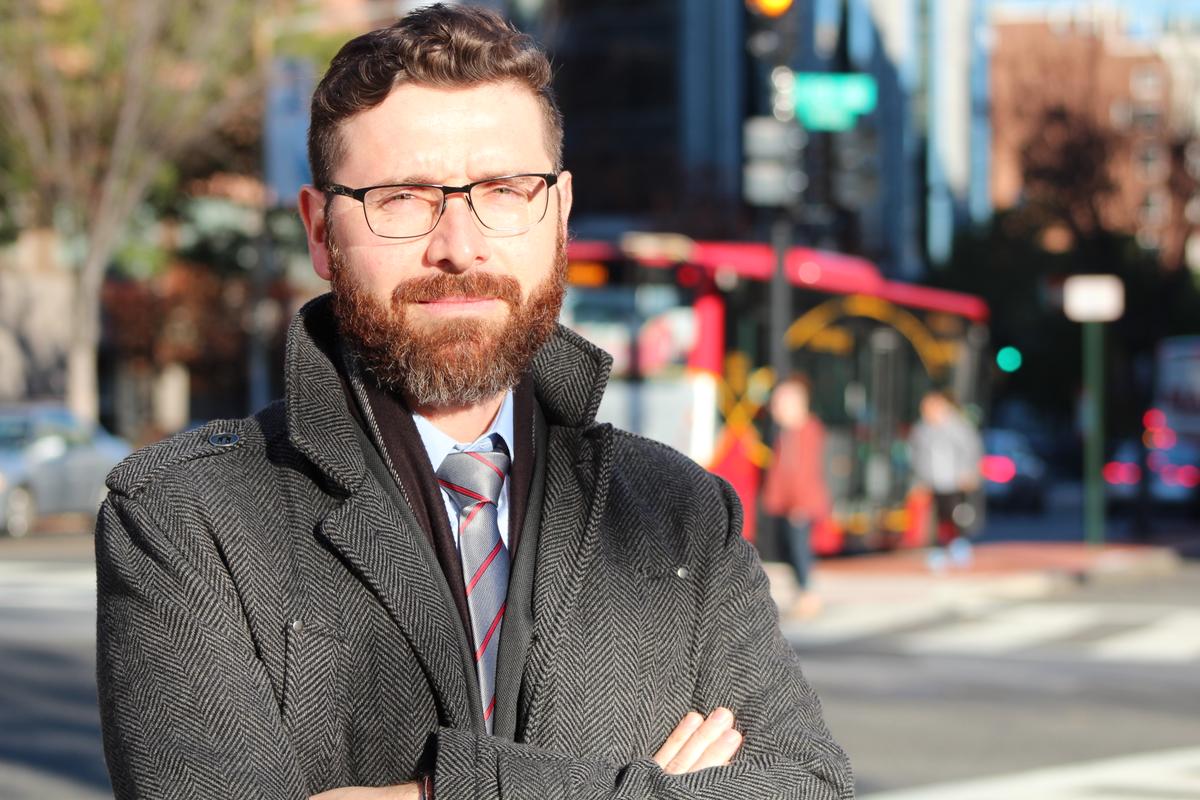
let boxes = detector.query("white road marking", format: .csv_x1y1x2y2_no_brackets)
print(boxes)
1088,610,1200,663
859,746,1200,800
0,562,95,610
784,602,955,646
788,600,1200,664
897,605,1102,655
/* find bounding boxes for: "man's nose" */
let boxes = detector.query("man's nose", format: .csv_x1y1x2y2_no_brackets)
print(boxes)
424,192,490,273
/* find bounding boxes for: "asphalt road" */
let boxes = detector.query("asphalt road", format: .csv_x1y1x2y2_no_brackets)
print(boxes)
0,513,1196,800
797,565,1200,797
0,530,108,800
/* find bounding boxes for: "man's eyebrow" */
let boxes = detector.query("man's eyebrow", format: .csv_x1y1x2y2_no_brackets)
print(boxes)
372,171,532,187
372,174,440,186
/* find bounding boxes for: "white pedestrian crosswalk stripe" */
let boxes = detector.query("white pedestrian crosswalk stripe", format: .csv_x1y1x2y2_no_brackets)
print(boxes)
859,746,1200,799
898,605,1103,655
0,561,95,610
1088,610,1200,663
786,601,1200,665
0,561,96,645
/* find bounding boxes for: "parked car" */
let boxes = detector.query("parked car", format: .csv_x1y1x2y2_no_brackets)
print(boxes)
0,403,132,537
981,428,1048,513
1105,438,1200,512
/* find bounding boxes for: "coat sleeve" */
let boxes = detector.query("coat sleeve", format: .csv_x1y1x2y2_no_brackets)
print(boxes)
95,492,310,800
428,477,854,800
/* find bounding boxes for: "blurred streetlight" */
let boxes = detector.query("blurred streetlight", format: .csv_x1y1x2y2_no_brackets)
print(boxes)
1064,275,1125,546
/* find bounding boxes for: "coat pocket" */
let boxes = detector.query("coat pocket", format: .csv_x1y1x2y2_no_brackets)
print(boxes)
282,618,346,791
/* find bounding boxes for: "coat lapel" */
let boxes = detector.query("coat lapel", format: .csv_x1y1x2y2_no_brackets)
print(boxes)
317,477,475,729
516,421,615,740
283,297,477,728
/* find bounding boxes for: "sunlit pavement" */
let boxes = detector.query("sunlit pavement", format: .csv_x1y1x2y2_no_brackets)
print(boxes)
779,489,1200,798
858,746,1200,799
0,529,109,800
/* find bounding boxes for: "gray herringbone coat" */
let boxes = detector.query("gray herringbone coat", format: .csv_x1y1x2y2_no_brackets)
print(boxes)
96,296,853,799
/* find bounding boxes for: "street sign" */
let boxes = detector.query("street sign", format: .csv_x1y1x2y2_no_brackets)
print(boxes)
742,116,807,208
743,116,807,159
265,57,315,208
743,161,808,207
794,73,877,132
1064,275,1124,322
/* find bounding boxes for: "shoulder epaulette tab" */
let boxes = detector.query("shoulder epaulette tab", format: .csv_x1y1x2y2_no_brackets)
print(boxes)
106,418,253,498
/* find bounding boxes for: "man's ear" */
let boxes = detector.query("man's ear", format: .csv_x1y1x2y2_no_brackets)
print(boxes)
555,170,573,240
298,184,333,281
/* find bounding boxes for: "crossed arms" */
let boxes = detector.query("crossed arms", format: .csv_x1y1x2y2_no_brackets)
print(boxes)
96,482,852,800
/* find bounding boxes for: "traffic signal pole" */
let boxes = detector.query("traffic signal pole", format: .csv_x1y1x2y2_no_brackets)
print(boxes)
770,213,793,385
1083,320,1105,546
744,2,800,386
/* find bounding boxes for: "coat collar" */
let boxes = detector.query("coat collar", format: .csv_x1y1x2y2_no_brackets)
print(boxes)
284,292,613,489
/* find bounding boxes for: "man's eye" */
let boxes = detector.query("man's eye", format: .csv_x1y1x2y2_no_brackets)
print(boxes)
480,180,530,199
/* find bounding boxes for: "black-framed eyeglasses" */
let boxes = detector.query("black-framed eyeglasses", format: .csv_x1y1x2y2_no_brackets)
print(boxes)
323,172,559,239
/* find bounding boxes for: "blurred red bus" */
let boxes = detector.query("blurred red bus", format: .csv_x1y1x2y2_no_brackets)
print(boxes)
563,236,990,554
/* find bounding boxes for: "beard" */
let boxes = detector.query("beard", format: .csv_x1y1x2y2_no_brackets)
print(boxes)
328,226,567,410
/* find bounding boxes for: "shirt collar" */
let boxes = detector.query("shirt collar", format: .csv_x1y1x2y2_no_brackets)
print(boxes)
412,390,515,473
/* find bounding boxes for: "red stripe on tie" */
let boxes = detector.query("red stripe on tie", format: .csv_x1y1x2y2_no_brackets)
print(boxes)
467,449,506,480
466,539,504,596
474,603,506,661
438,479,489,504
459,501,487,538
483,695,496,721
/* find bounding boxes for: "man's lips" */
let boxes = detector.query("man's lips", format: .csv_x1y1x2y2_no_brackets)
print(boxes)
411,296,505,314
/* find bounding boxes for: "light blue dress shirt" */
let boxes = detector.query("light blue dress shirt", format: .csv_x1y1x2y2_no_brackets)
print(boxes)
412,390,514,551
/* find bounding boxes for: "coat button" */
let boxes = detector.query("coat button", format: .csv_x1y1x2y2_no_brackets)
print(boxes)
290,619,305,635
208,432,240,447
675,566,690,580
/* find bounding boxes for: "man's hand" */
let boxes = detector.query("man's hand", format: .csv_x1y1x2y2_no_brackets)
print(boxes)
310,710,743,798
310,782,421,800
653,707,743,774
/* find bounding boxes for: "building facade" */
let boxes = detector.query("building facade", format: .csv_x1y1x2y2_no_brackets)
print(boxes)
989,4,1198,268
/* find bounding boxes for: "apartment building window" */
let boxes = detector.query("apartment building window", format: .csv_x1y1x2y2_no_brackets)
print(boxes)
1136,142,1166,181
1140,190,1169,227
1131,104,1162,132
1137,228,1161,252
1186,196,1200,226
1130,65,1164,101
1109,100,1131,130
1187,140,1200,180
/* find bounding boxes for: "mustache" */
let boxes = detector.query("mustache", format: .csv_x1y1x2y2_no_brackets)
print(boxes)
392,271,522,307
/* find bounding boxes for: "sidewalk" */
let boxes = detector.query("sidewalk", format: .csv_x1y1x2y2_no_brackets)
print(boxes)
767,541,1182,639
858,745,1200,800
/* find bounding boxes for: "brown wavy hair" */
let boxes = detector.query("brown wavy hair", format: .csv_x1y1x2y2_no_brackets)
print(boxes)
308,3,563,192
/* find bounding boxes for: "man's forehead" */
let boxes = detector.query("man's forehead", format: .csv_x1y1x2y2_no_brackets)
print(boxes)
333,80,549,180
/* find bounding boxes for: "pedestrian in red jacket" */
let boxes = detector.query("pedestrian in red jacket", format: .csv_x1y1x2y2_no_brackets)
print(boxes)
762,374,831,619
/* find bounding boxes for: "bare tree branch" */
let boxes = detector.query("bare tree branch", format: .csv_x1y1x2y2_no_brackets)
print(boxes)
91,0,163,231
0,70,54,208
28,9,78,209
139,0,256,151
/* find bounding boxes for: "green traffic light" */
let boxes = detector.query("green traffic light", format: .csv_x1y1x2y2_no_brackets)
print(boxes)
996,346,1023,373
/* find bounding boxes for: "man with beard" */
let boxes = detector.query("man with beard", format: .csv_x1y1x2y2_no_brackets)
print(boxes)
95,6,851,800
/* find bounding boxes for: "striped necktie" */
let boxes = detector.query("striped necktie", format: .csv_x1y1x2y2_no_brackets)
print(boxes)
436,439,510,732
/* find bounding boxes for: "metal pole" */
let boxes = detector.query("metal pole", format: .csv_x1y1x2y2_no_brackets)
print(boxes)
1083,320,1105,546
769,212,792,385
248,222,274,413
